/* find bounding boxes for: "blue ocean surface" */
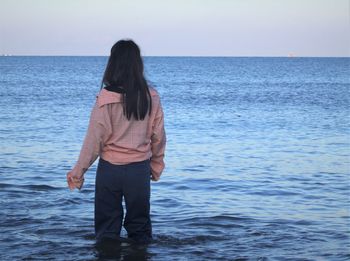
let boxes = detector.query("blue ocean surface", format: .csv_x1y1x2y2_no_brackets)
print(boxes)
0,56,349,260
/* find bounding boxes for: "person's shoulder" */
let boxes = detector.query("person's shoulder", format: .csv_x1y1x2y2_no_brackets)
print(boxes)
149,86,160,98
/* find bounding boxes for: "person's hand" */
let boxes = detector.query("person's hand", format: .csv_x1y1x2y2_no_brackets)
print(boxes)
67,169,84,190
150,172,159,182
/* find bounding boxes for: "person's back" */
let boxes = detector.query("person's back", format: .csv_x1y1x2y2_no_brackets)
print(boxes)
67,39,166,243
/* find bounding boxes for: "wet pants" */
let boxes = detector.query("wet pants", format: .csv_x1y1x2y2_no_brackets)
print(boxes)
94,158,152,242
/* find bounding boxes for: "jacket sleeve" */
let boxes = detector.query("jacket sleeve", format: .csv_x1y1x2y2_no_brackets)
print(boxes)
150,98,166,181
72,101,111,177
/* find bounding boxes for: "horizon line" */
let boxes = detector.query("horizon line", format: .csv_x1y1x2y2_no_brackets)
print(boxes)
1,54,349,58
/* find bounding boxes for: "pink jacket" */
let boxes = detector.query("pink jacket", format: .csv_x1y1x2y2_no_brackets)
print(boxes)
72,87,166,181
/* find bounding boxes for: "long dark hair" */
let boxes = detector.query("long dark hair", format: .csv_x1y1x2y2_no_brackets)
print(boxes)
101,40,152,120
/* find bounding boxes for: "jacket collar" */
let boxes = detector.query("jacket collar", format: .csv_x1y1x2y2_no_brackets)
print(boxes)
97,88,123,107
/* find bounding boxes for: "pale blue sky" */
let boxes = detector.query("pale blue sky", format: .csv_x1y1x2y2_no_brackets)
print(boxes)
0,0,349,56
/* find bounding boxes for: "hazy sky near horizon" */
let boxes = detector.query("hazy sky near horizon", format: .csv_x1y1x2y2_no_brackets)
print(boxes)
0,0,349,56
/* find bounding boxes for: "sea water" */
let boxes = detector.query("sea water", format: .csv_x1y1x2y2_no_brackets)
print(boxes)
0,56,349,260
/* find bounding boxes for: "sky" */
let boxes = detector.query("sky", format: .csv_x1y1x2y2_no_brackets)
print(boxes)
0,0,349,57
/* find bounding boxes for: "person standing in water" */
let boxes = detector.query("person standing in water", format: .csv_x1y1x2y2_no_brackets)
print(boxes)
66,39,166,243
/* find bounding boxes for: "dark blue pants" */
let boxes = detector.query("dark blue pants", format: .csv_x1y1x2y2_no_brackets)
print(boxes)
94,158,152,242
